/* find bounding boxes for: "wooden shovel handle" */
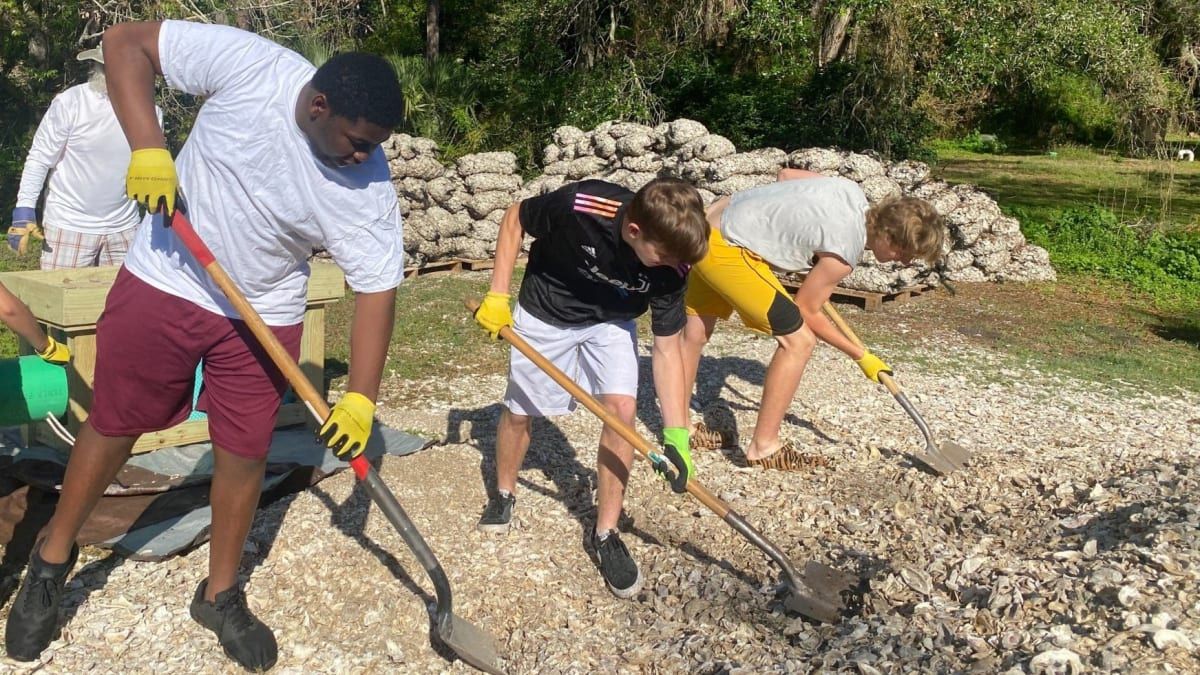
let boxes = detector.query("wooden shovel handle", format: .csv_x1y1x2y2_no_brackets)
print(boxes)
821,301,902,397
821,301,864,348
466,298,730,518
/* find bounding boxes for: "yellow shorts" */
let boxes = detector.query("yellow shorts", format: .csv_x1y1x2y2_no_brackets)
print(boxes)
685,227,803,335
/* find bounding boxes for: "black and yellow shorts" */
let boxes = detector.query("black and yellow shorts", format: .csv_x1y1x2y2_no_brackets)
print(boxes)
685,227,803,336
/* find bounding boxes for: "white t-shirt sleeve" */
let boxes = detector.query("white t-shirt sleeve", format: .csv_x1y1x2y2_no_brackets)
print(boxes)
158,20,291,99
16,93,73,209
323,205,406,293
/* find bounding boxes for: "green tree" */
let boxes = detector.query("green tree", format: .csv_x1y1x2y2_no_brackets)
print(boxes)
387,55,487,158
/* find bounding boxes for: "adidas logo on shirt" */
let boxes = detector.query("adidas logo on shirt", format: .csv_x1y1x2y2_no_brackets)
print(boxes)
573,193,621,220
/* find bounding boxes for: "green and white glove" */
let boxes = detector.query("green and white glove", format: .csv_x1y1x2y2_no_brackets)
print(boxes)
653,427,695,493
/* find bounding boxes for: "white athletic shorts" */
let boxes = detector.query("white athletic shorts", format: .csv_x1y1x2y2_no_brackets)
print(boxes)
503,303,639,417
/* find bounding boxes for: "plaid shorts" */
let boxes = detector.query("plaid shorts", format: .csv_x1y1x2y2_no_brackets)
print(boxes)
40,223,137,269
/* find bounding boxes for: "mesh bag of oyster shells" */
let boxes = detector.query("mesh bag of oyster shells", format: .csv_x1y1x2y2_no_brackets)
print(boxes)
384,120,1058,288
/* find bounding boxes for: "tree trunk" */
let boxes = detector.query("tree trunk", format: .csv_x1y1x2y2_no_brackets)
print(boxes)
426,0,440,61
818,7,854,67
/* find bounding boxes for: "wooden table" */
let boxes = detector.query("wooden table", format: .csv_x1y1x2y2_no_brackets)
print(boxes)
0,264,344,454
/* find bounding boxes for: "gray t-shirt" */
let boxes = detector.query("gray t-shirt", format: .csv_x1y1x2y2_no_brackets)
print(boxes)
718,177,868,272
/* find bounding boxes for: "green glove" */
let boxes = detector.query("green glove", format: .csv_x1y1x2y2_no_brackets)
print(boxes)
856,349,893,383
37,335,70,366
654,426,695,493
474,291,513,340
317,392,375,460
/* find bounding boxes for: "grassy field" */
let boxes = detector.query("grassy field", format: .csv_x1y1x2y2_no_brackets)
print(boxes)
322,269,507,404
853,274,1200,395
326,268,1200,397
932,142,1200,229
2,257,1197,397
928,141,1199,393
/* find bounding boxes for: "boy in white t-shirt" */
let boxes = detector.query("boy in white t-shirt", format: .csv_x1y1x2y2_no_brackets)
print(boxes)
680,169,945,470
4,21,405,670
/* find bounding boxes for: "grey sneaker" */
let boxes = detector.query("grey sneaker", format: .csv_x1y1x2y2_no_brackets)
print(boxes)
189,579,278,671
476,491,516,533
592,529,643,599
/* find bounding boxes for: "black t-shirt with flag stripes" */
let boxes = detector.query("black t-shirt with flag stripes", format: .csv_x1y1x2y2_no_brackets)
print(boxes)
517,180,688,336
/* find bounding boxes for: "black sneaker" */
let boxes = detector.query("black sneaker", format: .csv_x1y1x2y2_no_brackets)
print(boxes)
4,540,79,661
189,579,278,672
592,529,643,599
476,491,516,533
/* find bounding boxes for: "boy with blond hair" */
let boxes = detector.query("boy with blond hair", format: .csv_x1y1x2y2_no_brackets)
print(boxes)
681,168,945,470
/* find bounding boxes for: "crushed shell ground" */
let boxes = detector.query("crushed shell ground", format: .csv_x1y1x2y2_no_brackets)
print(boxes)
1,319,1197,674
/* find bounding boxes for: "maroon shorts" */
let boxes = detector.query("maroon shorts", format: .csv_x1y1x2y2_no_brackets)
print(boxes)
88,268,303,459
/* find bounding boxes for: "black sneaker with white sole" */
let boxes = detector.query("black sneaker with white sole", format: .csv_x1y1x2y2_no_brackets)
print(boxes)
592,529,643,598
476,491,516,533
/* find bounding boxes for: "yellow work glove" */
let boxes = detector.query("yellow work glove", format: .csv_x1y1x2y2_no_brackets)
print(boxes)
37,336,70,366
474,291,513,340
317,392,375,460
856,350,893,384
126,148,178,214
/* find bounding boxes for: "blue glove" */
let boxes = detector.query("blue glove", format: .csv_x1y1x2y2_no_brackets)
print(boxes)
9,207,37,253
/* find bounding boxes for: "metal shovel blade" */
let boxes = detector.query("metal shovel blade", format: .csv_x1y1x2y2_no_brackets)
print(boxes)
892,391,971,474
910,447,958,476
719,510,850,624
783,561,859,623
440,614,505,675
818,302,971,475
360,468,505,675
934,440,971,469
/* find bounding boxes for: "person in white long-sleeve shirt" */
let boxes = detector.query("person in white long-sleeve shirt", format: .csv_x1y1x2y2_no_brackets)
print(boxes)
8,45,162,268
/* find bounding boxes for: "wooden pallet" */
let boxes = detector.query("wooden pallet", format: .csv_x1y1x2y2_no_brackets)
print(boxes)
778,277,935,311
460,258,498,272
402,257,517,279
402,259,463,279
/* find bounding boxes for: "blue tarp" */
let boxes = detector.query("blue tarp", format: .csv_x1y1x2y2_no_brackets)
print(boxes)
0,424,431,560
